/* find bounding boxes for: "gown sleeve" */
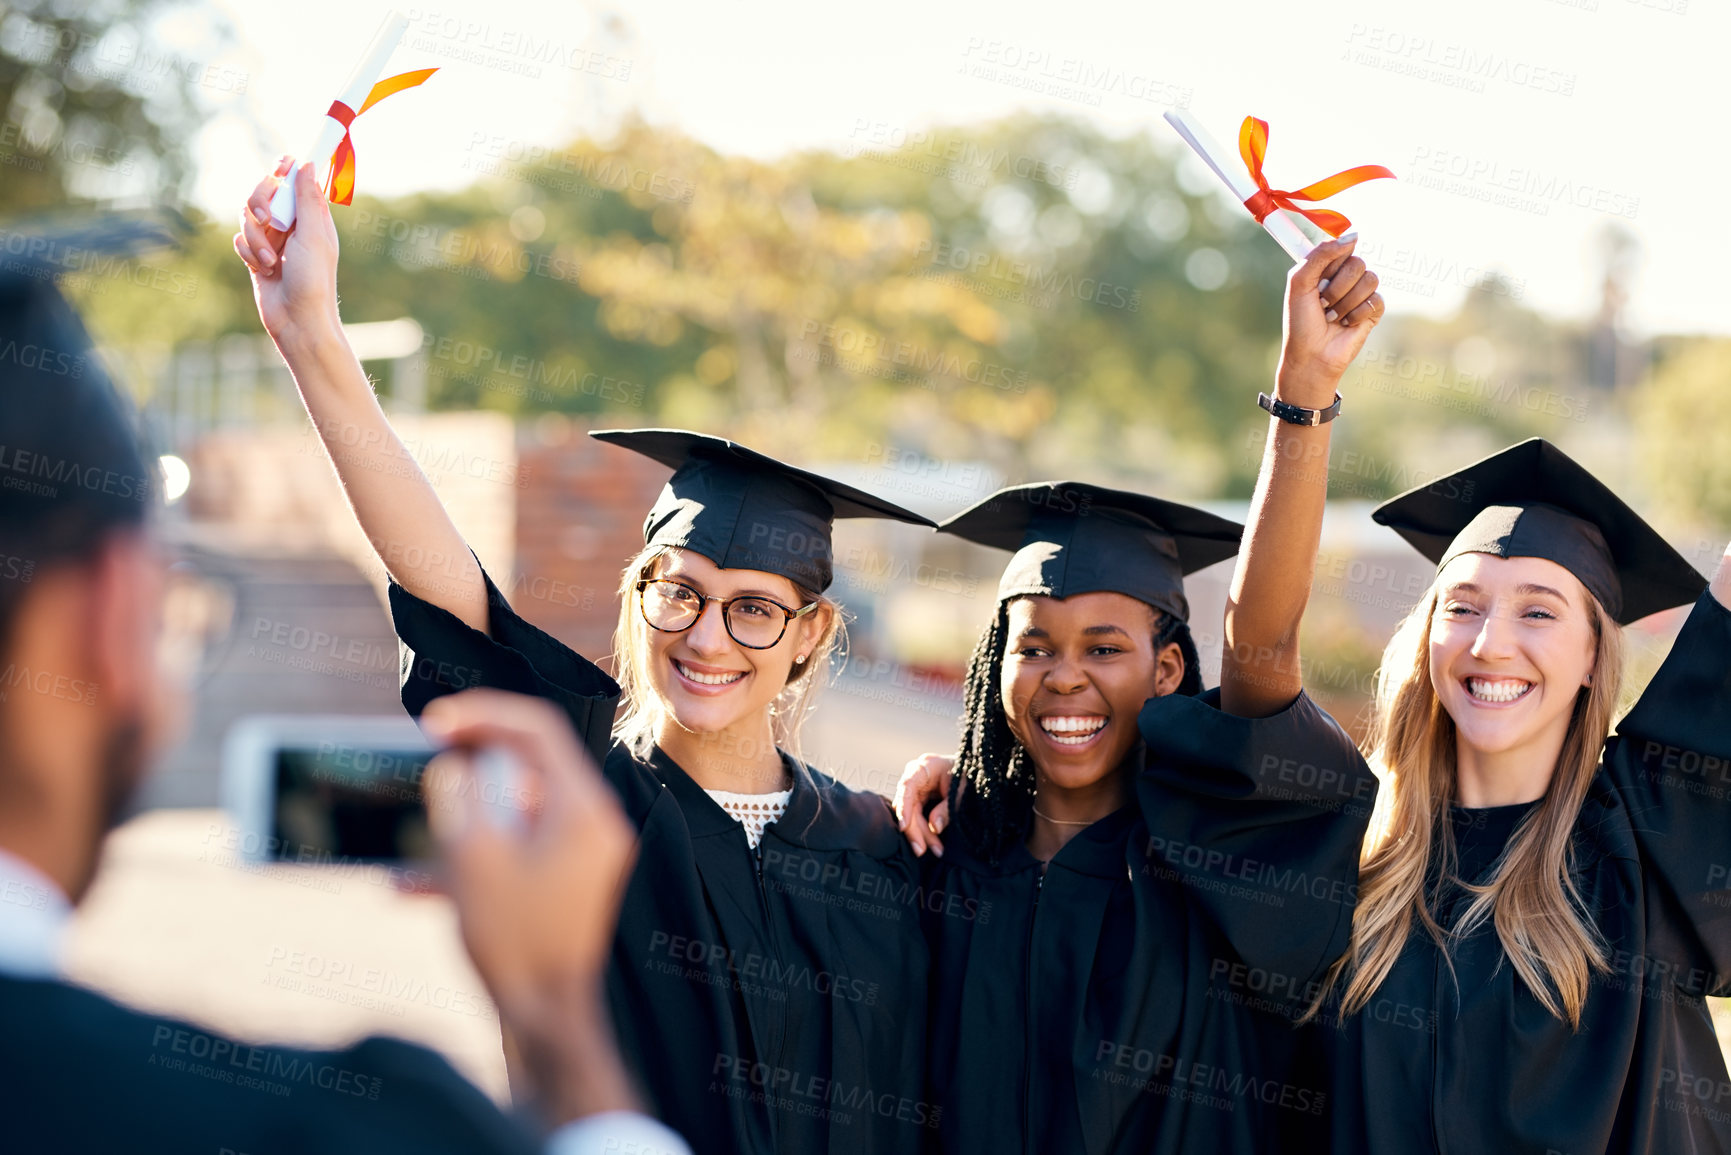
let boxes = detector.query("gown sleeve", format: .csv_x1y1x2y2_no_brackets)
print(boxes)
1602,589,1731,995
388,565,622,768
1136,687,1378,987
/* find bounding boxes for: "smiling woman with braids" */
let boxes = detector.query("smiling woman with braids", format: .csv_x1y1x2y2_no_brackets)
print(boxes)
945,584,1202,862
895,238,1387,1154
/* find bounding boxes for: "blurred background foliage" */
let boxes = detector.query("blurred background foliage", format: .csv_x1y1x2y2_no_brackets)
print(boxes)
4,3,1725,522
0,0,220,206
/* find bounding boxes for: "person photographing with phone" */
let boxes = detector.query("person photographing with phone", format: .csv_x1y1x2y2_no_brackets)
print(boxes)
0,229,690,1155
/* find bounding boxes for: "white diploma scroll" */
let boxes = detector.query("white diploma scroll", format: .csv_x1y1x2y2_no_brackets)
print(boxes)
1162,110,1316,263
267,11,412,231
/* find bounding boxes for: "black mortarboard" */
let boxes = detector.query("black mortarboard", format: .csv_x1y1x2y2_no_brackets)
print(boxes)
589,428,937,593
937,481,1244,622
0,213,183,565
1372,438,1705,625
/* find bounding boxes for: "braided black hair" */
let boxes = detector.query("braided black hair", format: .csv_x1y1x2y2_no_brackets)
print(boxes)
950,600,1201,864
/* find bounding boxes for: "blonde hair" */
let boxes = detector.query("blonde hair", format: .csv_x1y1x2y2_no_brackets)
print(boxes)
1311,579,1624,1029
609,544,848,762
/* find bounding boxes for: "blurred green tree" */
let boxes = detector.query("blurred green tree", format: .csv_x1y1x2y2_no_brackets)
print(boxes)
1635,336,1731,532
71,113,1389,497
0,0,220,210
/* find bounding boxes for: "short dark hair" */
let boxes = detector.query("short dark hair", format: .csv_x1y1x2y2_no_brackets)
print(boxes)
0,272,155,653
949,599,1202,864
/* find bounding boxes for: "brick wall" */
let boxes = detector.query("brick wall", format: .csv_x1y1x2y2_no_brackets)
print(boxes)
511,416,669,670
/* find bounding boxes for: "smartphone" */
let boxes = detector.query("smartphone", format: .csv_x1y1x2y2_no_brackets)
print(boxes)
221,715,528,866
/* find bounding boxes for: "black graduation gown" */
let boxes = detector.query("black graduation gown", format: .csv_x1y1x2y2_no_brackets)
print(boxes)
0,974,537,1154
1292,589,1731,1154
390,572,930,1155
921,687,1377,1155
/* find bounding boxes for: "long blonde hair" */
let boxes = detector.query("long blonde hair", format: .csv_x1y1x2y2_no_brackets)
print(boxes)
1312,579,1624,1028
609,544,848,762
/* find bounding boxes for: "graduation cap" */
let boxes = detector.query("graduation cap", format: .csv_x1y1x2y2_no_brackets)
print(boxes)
938,481,1244,622
589,428,937,593
0,213,182,562
1371,438,1705,625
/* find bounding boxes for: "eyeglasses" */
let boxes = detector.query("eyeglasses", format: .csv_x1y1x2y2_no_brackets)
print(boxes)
635,578,816,650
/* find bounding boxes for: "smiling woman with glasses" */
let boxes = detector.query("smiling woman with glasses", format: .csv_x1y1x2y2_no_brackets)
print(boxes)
235,155,941,1155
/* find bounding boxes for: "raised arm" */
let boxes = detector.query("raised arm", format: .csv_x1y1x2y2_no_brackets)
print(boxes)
235,160,488,632
1600,548,1731,990
1219,237,1383,718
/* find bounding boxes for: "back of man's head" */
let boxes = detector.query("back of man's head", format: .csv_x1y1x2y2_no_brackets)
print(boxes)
0,222,168,901
0,270,151,628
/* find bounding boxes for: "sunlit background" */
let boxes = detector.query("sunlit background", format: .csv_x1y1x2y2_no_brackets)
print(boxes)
6,0,1728,1102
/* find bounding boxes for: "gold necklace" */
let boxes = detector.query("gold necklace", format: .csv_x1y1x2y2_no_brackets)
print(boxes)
1032,805,1095,827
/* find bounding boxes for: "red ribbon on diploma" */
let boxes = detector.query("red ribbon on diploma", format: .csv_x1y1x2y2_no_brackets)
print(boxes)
1237,117,1393,239
325,68,439,206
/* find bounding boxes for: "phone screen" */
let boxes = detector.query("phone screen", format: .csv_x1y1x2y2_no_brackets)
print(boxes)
272,742,434,863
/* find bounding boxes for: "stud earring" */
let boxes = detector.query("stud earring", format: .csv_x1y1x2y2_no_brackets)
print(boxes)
795,654,808,665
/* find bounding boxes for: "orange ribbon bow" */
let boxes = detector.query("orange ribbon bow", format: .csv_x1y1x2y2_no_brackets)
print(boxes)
1237,116,1393,239
325,68,439,206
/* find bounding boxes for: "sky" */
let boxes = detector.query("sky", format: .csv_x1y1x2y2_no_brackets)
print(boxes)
172,0,1726,337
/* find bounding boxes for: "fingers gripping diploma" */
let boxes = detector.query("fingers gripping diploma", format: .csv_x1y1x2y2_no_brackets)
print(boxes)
894,753,954,857
233,159,343,345
1279,235,1385,396
418,690,639,1017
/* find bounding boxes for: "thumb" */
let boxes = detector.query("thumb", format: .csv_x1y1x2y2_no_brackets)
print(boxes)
294,161,337,242
423,749,481,848
1290,235,1355,296
1294,235,1343,296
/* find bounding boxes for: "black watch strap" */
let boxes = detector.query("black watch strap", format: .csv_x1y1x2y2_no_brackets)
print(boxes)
1258,390,1342,426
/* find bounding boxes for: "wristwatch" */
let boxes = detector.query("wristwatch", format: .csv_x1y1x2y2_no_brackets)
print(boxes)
1258,390,1342,426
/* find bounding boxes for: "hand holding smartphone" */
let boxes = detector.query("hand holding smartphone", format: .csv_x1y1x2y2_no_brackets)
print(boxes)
221,714,531,866
225,692,643,1125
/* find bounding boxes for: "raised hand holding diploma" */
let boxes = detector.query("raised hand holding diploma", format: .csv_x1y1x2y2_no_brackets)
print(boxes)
237,159,341,348
266,10,437,231
1163,110,1393,262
